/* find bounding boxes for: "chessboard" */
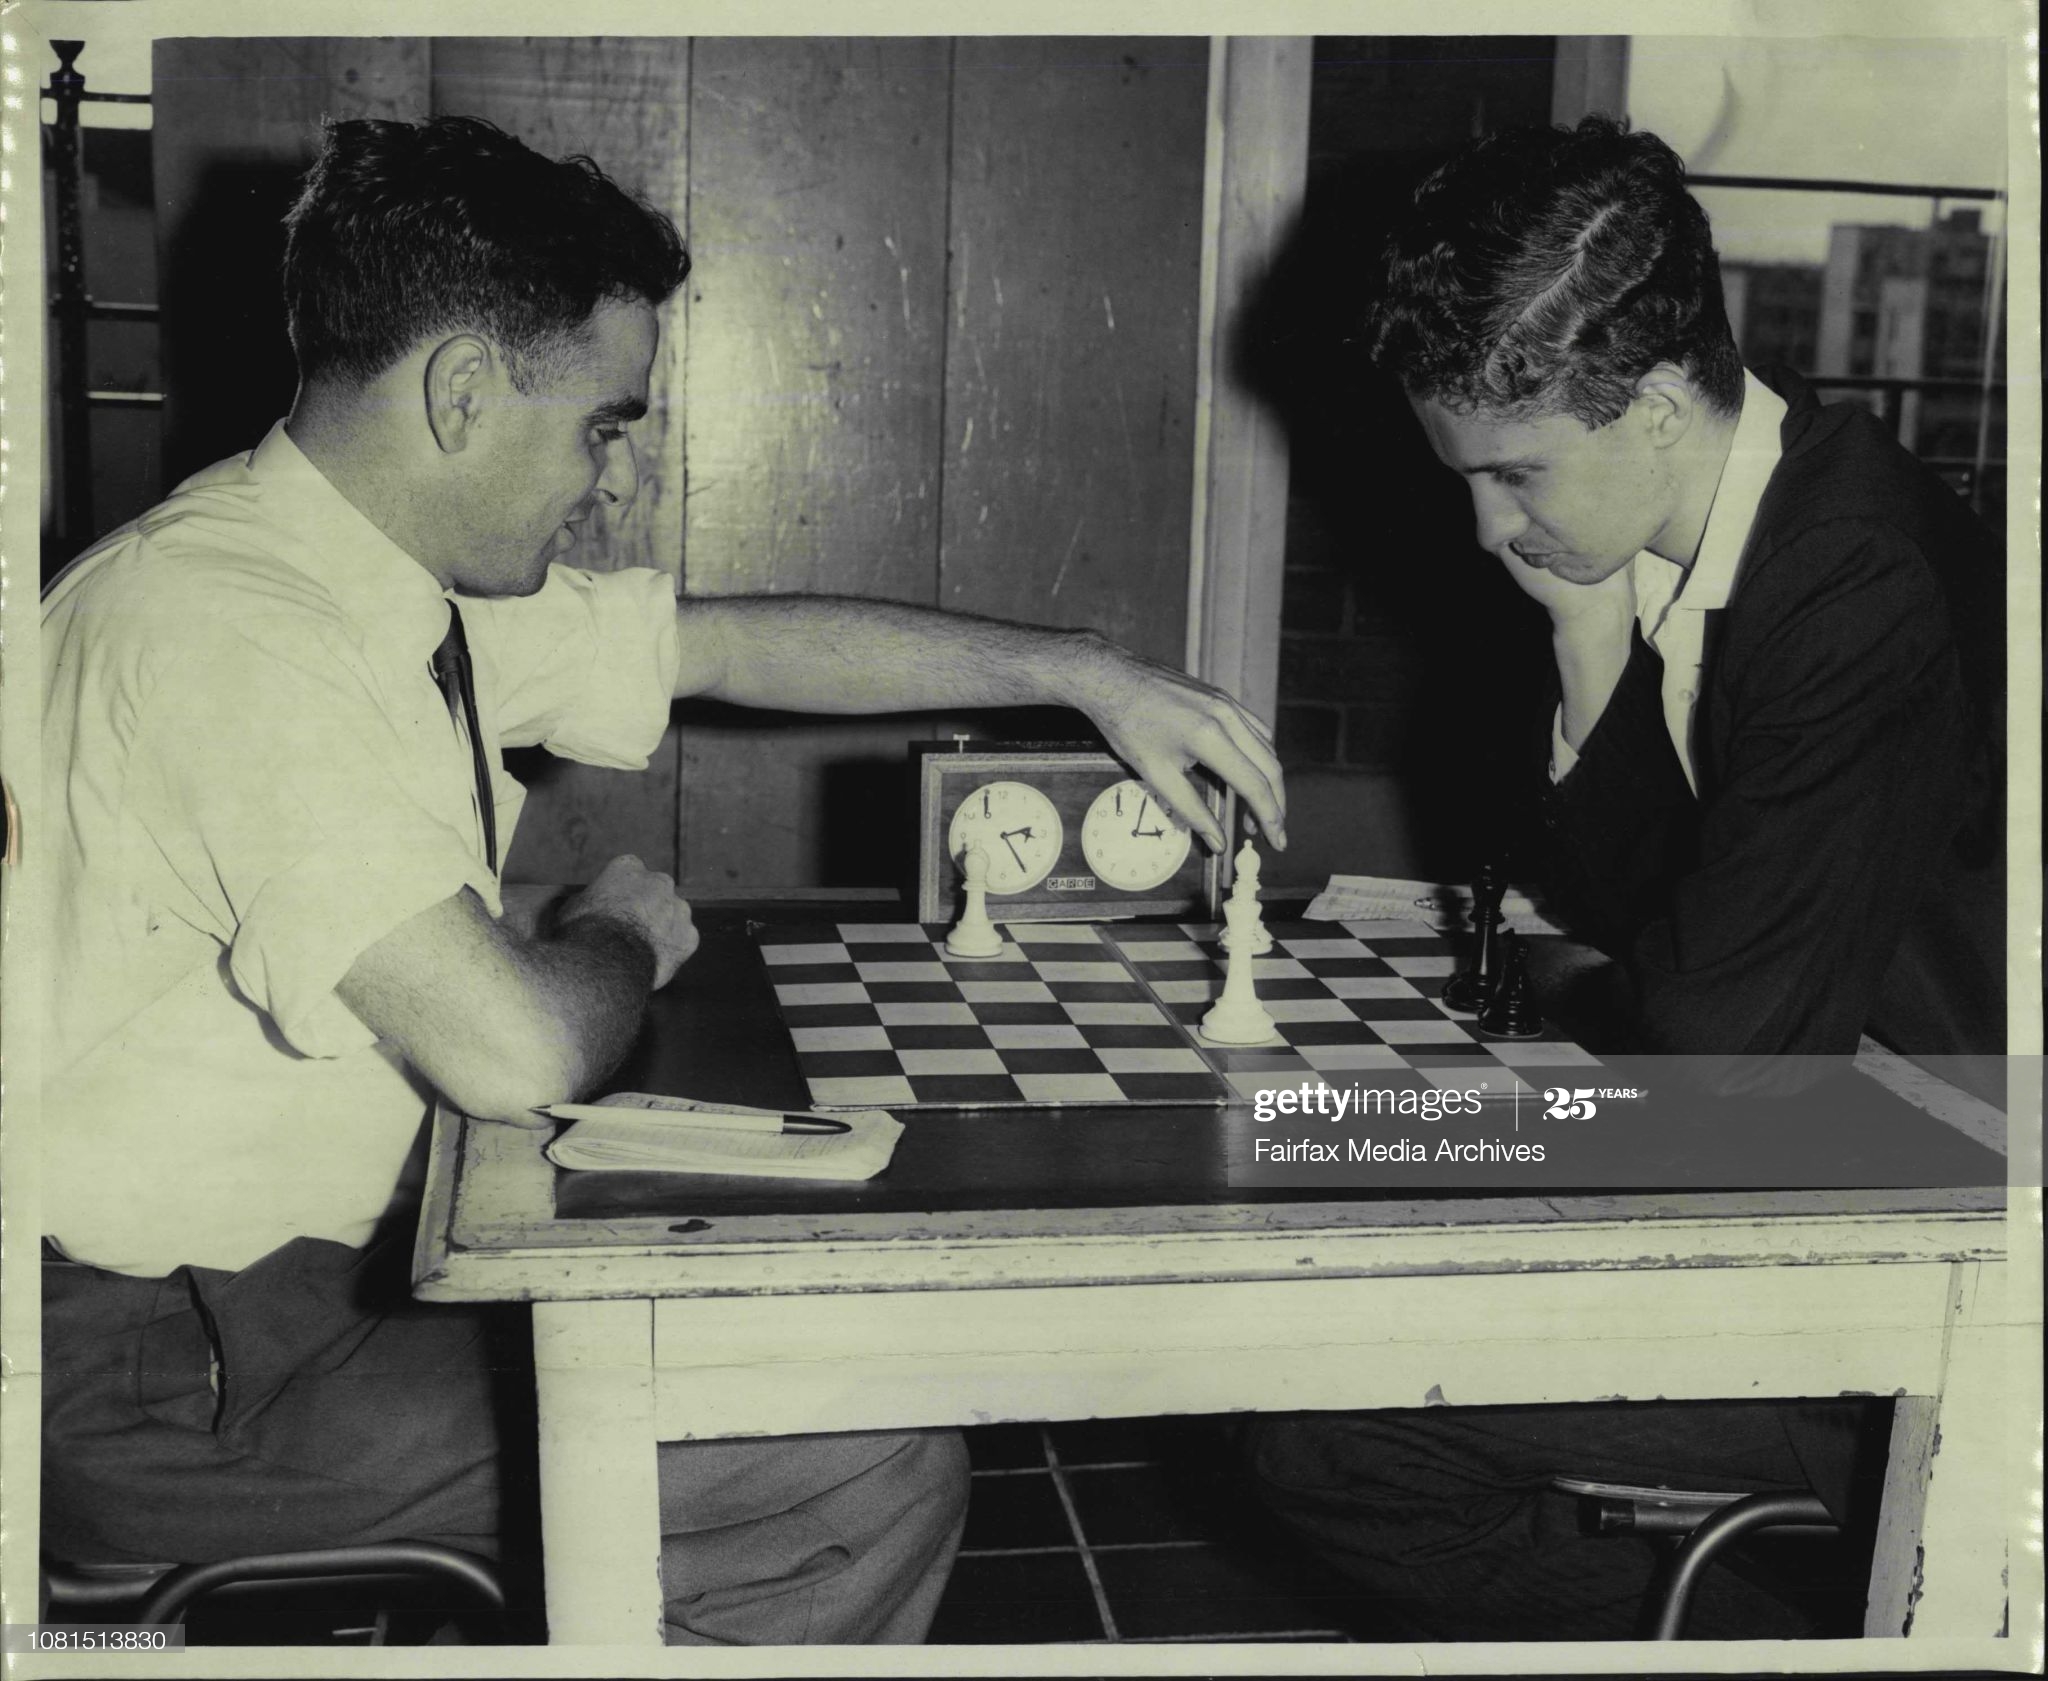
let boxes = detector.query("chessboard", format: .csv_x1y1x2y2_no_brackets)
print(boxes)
755,918,1603,1111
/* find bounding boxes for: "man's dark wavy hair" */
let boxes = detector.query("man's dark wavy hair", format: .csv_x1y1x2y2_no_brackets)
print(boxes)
1366,117,1744,426
283,116,691,391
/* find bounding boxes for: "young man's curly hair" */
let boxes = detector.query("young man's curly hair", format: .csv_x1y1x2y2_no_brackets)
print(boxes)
1366,116,1744,427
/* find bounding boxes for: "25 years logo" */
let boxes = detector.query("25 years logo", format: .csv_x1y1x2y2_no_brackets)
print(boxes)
1541,1086,1644,1120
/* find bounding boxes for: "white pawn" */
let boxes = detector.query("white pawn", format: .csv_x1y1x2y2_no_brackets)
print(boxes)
1201,873,1280,1046
1218,838,1274,956
945,842,1005,959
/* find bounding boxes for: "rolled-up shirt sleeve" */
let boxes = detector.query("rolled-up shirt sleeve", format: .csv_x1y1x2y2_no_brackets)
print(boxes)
129,626,499,1060
462,565,681,767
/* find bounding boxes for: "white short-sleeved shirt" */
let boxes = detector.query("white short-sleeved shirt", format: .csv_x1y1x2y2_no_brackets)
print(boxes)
42,423,681,1276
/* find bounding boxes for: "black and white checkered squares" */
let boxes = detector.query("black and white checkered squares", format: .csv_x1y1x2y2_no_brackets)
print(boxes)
757,919,1602,1111
759,922,1228,1108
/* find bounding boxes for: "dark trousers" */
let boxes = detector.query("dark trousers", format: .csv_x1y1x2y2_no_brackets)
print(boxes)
1241,1399,1888,1642
42,1236,521,1566
42,1238,968,1642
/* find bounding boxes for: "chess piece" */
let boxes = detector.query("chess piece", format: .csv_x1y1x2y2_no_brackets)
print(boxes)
945,843,1005,959
1218,839,1274,956
1477,928,1544,1039
1441,862,1505,1014
1200,881,1281,1045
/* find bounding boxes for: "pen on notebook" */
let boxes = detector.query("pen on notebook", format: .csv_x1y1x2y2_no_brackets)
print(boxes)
538,1103,852,1136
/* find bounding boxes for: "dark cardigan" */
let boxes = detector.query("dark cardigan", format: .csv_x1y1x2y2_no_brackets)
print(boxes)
1540,367,2006,1067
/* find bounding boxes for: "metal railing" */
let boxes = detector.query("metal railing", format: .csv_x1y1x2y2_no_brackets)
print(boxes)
44,40,159,555
1807,373,2006,517
1690,173,2002,204
1692,172,2007,521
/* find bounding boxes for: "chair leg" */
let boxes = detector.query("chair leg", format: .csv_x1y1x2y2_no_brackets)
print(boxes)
1650,1493,1840,1640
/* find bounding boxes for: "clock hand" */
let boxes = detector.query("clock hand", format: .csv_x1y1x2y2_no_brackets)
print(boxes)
1130,796,1151,837
1134,826,1166,840
1001,832,1028,871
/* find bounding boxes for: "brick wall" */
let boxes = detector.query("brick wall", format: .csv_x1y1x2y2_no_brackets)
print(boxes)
1253,39,1560,885
1277,500,1427,771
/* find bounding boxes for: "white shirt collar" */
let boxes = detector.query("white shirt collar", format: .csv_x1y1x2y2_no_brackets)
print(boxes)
245,421,455,673
1633,369,1789,631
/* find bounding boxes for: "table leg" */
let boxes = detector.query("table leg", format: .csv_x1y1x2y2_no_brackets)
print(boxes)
532,1298,664,1646
1868,1261,2017,1638
1902,1322,2016,1635
1868,1393,1938,1634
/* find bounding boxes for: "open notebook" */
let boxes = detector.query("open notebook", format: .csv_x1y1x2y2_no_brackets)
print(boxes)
542,1092,904,1180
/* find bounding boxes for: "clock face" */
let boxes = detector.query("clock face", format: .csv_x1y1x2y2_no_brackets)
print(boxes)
913,744,1228,923
947,780,1065,895
1080,778,1193,893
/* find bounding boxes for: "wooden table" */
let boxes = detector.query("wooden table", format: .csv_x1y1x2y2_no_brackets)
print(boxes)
414,901,2024,1658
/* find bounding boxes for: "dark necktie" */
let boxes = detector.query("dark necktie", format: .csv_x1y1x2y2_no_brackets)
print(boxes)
429,602,498,874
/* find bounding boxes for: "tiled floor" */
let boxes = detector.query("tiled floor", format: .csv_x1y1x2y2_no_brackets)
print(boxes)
929,1415,1365,1644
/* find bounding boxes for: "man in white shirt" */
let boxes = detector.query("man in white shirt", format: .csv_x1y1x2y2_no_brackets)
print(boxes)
1244,116,2001,1640
42,115,1288,1644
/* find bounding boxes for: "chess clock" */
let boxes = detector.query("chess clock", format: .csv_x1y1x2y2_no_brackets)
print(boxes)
913,741,1231,923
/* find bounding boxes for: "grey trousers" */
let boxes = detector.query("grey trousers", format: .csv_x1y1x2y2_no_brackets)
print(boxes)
42,1237,967,1643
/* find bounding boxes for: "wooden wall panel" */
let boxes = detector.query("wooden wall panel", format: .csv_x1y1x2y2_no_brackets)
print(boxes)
677,39,953,891
941,39,1209,665
153,39,431,480
431,39,693,885
682,37,950,595
1193,39,1312,724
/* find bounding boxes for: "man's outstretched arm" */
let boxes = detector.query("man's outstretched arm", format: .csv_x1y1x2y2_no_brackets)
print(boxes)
670,594,1287,853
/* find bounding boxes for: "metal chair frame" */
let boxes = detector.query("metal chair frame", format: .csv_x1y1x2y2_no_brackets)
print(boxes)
43,1544,504,1643
1553,1478,1843,1640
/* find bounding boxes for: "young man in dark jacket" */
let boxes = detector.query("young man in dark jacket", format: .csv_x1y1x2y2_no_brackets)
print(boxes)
1244,116,2004,1641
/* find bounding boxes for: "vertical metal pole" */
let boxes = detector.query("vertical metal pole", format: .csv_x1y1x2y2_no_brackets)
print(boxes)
48,40,95,552
1879,381,1905,443
1970,216,2005,521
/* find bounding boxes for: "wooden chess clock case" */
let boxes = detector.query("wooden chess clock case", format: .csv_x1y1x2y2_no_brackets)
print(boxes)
910,741,1232,925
